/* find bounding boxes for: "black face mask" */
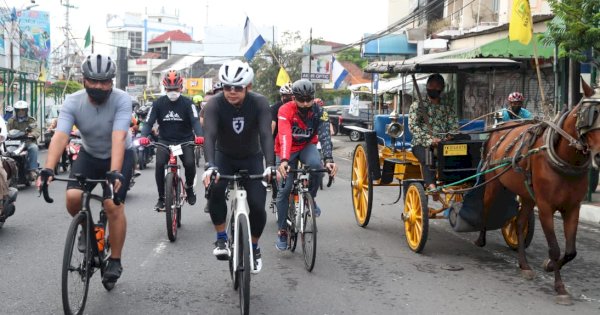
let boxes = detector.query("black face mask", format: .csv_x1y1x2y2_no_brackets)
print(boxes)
510,106,522,114
298,106,311,115
426,89,442,99
86,87,112,104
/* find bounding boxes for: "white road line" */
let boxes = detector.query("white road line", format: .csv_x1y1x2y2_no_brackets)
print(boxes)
140,241,167,267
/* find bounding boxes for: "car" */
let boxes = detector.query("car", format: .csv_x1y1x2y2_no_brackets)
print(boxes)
330,107,372,141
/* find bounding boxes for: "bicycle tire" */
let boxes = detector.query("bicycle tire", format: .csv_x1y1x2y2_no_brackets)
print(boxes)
237,216,251,315
165,172,178,242
62,212,91,315
287,195,297,252
177,180,183,228
228,199,238,290
301,193,317,272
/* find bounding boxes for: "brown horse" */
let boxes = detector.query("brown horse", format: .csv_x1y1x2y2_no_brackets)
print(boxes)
479,84,598,305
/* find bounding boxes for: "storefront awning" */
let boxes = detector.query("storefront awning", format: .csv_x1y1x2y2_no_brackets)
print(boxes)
473,33,555,59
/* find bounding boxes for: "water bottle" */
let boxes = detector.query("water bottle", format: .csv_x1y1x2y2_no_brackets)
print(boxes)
95,223,105,252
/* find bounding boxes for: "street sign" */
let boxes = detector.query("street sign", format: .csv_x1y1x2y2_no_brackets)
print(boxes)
128,75,147,85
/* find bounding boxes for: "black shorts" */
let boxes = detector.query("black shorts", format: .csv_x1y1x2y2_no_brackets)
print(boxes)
67,148,135,202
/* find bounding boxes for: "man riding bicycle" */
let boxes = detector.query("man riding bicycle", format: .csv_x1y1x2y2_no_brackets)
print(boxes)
274,79,337,251
38,53,134,284
139,70,204,211
202,60,275,274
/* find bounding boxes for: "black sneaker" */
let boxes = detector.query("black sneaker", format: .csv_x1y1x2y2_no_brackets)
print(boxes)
102,258,123,283
154,199,165,211
252,247,262,274
213,238,230,261
186,186,196,205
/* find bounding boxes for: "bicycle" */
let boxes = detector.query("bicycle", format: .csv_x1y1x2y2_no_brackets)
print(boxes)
281,166,330,272
39,174,121,315
194,144,204,168
205,170,268,315
148,141,197,242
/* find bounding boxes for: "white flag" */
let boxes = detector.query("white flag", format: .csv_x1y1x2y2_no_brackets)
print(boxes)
241,17,266,61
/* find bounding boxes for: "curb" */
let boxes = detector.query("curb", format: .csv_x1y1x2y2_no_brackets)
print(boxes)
580,204,600,225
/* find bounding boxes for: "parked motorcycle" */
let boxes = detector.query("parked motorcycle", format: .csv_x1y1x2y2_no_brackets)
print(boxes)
132,132,154,170
0,157,19,228
2,128,37,187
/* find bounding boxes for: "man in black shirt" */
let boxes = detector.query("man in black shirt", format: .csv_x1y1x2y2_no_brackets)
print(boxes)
202,60,274,274
140,70,204,210
270,82,293,138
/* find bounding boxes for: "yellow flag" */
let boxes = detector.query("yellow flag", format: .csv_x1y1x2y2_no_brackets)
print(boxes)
509,0,532,45
276,67,291,87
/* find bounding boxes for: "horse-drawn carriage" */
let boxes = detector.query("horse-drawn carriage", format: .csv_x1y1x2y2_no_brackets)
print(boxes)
350,58,531,252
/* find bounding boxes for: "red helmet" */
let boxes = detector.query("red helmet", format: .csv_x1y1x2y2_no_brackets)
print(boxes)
314,98,324,107
507,92,525,102
162,70,183,89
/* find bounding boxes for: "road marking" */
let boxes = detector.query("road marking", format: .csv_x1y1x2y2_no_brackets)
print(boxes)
140,241,167,267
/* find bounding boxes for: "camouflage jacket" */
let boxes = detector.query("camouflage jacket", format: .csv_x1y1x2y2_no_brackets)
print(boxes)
408,99,458,147
7,116,40,143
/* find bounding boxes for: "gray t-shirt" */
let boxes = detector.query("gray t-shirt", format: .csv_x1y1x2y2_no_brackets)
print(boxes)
57,88,132,159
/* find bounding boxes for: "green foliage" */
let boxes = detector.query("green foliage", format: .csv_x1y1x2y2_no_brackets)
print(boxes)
335,47,368,69
45,80,84,98
542,0,600,70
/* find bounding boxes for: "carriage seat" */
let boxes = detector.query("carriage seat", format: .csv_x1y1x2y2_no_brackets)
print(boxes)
374,114,413,149
458,119,485,140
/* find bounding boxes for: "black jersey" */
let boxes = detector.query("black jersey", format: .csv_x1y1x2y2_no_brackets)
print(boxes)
141,95,203,143
203,92,274,166
270,100,285,140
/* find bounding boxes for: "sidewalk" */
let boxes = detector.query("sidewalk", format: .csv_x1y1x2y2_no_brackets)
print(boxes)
332,138,600,225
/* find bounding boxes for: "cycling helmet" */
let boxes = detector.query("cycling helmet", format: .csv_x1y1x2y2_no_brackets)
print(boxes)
291,79,315,98
132,100,140,110
279,82,293,95
508,92,525,102
193,95,204,104
212,82,224,92
81,53,117,80
136,105,150,117
13,100,29,110
218,60,254,86
5,105,13,112
162,70,183,89
314,98,324,107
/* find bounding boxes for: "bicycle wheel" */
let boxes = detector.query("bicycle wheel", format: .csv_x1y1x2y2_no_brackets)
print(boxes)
301,193,317,272
164,173,178,242
62,212,92,315
237,215,251,315
228,199,238,289
176,180,183,228
287,196,298,252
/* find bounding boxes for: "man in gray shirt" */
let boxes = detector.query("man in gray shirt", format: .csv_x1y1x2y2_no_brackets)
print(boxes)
38,53,134,286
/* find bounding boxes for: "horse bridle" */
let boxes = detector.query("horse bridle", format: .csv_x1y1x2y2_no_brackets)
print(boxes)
575,98,600,141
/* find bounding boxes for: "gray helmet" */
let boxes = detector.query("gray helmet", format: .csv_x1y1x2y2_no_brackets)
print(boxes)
292,79,314,98
81,53,117,80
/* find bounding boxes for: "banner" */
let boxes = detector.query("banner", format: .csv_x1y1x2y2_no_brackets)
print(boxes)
301,45,332,83
276,67,291,86
509,0,532,45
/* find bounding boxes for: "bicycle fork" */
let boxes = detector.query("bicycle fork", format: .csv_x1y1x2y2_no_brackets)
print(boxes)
230,189,254,274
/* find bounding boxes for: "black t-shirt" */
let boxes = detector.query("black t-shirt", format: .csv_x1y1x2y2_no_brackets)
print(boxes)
270,100,285,140
203,92,274,166
141,95,203,143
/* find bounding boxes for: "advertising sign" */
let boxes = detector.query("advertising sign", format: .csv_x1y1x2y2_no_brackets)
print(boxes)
301,45,332,83
15,10,51,79
128,75,147,85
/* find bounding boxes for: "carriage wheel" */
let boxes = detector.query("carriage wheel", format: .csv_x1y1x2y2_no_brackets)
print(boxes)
351,144,373,227
501,203,535,250
403,183,429,253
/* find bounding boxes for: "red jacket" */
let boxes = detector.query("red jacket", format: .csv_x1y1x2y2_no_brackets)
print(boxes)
275,101,329,160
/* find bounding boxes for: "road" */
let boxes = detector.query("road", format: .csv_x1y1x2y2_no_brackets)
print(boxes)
1,136,600,314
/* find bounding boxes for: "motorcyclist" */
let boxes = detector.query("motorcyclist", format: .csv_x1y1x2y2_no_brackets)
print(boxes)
0,115,10,222
7,100,40,181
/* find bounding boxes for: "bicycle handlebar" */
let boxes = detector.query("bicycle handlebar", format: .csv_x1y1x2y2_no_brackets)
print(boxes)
280,167,333,189
204,171,270,199
147,141,197,152
39,174,122,205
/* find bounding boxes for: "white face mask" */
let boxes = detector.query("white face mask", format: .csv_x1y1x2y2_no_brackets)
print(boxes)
167,91,181,101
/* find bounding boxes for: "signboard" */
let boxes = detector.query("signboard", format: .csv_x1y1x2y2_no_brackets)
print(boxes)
301,44,332,83
13,10,51,79
185,78,204,94
125,86,143,97
128,75,147,85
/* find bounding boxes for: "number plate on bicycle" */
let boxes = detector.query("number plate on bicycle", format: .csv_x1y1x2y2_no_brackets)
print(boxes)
171,144,183,156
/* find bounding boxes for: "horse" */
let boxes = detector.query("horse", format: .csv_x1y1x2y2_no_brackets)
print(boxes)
478,83,598,305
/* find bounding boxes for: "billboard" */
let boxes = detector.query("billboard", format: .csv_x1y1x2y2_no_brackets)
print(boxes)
301,45,332,83
13,10,51,80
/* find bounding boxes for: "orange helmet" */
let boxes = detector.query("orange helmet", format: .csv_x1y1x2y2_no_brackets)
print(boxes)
162,70,183,89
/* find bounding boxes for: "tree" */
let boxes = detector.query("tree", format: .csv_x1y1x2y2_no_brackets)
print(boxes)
335,46,368,69
542,0,600,75
45,80,83,99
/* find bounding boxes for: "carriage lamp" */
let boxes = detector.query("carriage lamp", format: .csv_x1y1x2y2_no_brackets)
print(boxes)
386,122,404,138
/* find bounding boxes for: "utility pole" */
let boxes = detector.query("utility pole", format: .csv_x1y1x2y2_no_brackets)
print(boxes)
60,0,77,79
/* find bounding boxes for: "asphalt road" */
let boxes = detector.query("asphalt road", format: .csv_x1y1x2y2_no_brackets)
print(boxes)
1,136,600,314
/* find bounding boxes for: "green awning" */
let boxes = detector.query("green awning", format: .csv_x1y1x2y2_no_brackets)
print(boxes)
474,33,555,59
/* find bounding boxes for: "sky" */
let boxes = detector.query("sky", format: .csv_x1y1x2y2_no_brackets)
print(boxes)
3,0,390,56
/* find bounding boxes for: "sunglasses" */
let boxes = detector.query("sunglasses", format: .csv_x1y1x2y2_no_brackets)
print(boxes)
223,85,245,92
295,96,314,103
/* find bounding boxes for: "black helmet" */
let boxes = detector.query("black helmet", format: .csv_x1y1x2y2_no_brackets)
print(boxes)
136,105,150,117
292,79,314,98
81,53,117,80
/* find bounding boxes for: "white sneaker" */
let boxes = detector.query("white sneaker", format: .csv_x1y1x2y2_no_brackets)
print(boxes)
213,238,230,261
251,247,262,274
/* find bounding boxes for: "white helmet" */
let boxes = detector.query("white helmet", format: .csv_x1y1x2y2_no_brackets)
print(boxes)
218,60,254,86
5,105,13,112
13,100,29,110
279,82,293,95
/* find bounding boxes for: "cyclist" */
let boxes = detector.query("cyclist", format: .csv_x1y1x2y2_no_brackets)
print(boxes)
7,100,40,181
270,82,294,138
202,60,275,274
274,79,337,250
193,95,203,112
502,92,532,121
138,70,204,211
37,53,134,284
200,82,224,127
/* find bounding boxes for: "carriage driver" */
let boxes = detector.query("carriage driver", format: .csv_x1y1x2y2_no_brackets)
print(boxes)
408,73,459,200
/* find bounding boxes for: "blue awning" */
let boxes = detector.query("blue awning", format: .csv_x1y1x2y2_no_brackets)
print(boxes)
362,33,417,57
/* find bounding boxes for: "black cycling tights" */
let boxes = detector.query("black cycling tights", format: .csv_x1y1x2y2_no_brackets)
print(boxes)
155,140,196,198
207,152,266,239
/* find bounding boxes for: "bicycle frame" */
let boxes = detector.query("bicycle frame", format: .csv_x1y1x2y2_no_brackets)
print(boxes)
288,172,311,234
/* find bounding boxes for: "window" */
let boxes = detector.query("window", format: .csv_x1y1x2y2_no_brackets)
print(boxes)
129,31,142,58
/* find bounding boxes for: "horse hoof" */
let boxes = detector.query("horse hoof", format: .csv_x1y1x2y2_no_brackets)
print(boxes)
555,294,573,305
520,269,535,280
542,258,554,272
473,239,486,247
